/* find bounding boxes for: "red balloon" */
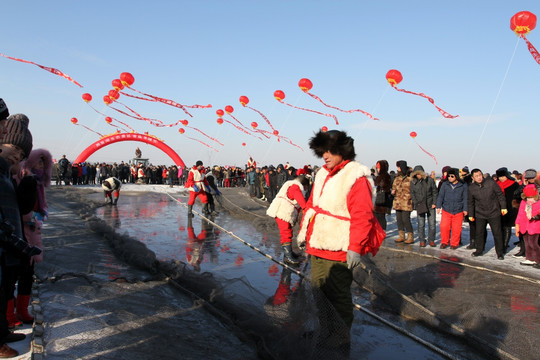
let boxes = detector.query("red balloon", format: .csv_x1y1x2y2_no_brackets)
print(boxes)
273,130,279,136
242,142,246,146
410,131,417,138
71,117,78,124
225,105,234,114
239,95,249,106
298,78,313,92
178,128,185,134
274,90,285,101
321,126,328,132
217,118,224,125
180,120,189,126
108,89,120,101
251,122,258,128
386,69,403,86
216,109,224,117
120,72,135,87
112,79,125,91
103,95,112,105
511,11,537,35
82,93,92,103
105,117,112,124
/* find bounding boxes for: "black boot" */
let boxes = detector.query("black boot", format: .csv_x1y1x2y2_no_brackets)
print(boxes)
187,205,194,217
502,227,512,254
282,243,300,265
112,197,118,205
513,236,526,258
467,239,476,250
203,203,210,215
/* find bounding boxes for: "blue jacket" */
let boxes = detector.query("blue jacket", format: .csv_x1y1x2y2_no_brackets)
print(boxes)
436,180,468,214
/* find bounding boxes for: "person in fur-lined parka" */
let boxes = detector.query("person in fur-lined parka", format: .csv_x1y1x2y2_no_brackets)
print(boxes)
296,130,385,330
266,174,309,265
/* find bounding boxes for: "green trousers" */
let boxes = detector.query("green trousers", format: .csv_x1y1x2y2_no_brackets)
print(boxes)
310,255,354,328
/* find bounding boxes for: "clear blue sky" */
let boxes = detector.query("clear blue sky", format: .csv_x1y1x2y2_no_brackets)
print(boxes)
1,1,539,174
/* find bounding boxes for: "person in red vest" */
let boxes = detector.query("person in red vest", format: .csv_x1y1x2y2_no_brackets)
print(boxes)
185,160,209,216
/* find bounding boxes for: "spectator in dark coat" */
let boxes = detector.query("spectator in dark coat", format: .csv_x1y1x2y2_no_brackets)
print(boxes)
468,168,508,259
495,167,519,253
373,160,392,230
410,165,438,247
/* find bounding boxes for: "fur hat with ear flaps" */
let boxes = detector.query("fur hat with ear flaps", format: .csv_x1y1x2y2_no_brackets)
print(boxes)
309,130,356,160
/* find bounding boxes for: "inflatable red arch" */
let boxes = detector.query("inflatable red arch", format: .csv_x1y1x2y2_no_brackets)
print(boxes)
73,133,186,168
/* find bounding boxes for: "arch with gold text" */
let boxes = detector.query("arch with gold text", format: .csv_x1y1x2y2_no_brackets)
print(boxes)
73,133,186,168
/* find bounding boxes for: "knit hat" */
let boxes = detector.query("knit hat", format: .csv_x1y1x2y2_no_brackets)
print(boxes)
522,184,539,199
2,114,33,158
309,130,355,160
524,169,537,180
461,166,469,174
441,165,451,175
0,99,9,120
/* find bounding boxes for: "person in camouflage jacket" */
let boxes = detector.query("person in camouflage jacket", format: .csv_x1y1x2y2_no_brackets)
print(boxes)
392,160,414,243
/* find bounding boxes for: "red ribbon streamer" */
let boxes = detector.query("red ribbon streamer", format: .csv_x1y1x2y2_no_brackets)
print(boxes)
0,53,82,87
108,105,183,128
74,123,103,137
521,36,540,65
126,87,211,117
185,126,224,146
413,139,438,165
305,92,378,120
245,106,276,131
276,100,339,125
222,119,262,140
86,104,136,132
184,136,219,152
392,87,458,119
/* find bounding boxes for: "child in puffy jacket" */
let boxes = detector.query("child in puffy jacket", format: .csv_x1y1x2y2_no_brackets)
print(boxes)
515,184,540,268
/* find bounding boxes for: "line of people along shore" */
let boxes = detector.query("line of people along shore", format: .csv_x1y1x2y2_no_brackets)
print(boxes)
53,153,540,269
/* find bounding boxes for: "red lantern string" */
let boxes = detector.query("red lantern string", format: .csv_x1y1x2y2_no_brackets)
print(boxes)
221,119,263,140
180,122,224,146
298,78,378,120
0,52,83,87
179,130,219,152
239,95,277,131
274,90,339,125
410,132,438,164
71,119,103,137
386,70,458,119
124,87,211,117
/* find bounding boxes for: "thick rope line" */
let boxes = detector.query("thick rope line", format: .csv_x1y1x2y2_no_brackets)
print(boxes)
382,245,540,285
468,38,519,167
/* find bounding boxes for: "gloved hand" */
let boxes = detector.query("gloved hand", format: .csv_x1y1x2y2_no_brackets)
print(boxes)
346,250,362,270
501,209,508,216
193,185,199,193
215,188,221,196
468,217,475,222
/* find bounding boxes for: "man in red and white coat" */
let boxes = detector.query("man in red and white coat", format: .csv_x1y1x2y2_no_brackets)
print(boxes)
297,130,385,332
185,160,209,216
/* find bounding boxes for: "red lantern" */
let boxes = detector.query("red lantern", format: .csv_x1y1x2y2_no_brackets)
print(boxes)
103,95,112,105
216,109,224,117
386,69,403,86
298,78,313,92
108,89,120,101
112,79,125,91
217,118,224,125
321,126,328,132
178,128,185,134
180,120,188,126
82,93,92,103
273,130,279,136
251,122,258,128
225,105,234,114
239,95,249,106
71,117,78,124
105,117,112,124
511,11,537,36
120,72,135,87
274,90,285,101
410,131,417,138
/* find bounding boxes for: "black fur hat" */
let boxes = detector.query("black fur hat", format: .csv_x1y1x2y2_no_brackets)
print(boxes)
309,130,355,160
